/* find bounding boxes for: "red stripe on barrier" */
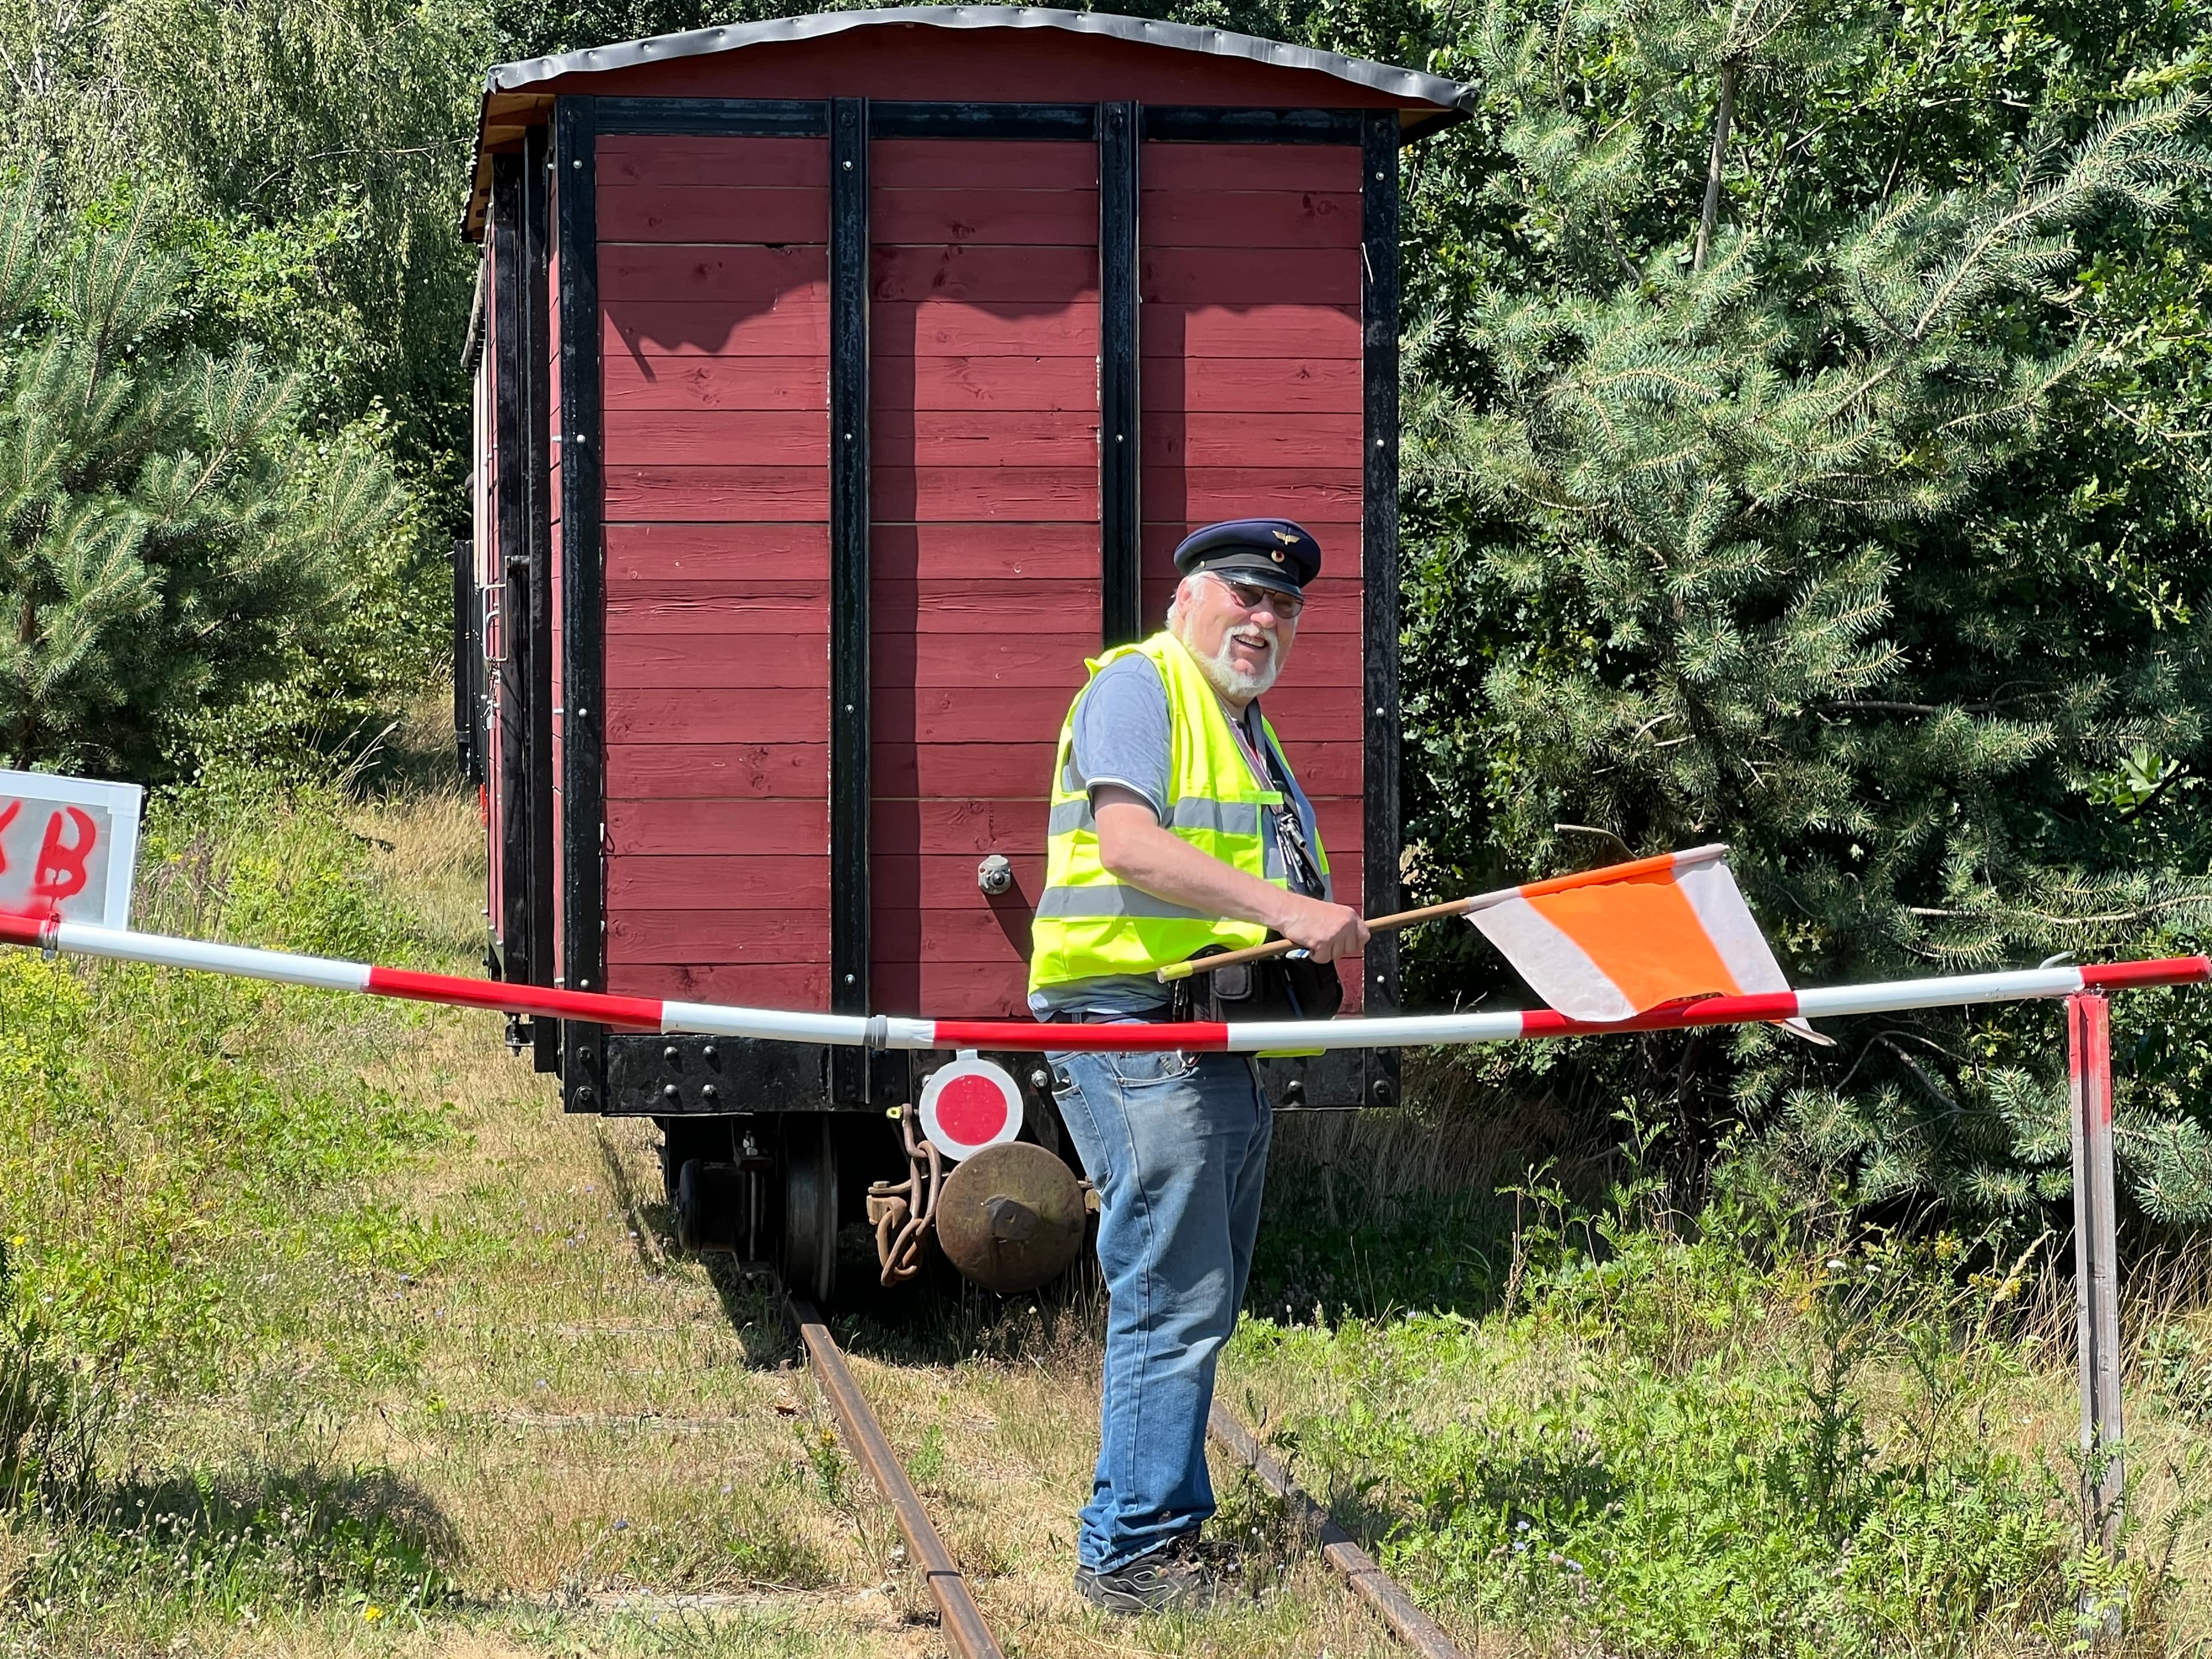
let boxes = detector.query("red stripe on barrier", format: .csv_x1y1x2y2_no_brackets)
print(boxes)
1520,990,1802,1039
365,967,667,1030
0,914,51,948
930,1018,1233,1053
2078,955,2211,991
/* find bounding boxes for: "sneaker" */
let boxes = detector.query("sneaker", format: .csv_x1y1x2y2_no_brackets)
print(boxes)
1074,1535,1217,1615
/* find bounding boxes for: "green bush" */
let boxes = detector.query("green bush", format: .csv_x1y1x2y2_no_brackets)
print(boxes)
1235,1145,2124,1657
0,765,459,1388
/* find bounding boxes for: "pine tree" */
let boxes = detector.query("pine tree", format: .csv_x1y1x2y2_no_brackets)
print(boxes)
0,179,400,773
1402,0,2212,1226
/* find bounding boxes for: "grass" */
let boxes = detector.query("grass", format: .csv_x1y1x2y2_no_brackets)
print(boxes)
4,711,2212,1654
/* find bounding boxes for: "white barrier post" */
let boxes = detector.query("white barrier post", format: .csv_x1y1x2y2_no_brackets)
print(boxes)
2068,990,2124,1570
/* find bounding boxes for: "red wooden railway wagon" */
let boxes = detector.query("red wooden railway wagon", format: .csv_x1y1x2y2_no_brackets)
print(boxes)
456,7,1474,1298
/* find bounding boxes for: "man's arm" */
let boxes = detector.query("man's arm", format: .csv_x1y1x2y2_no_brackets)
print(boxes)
1092,785,1370,962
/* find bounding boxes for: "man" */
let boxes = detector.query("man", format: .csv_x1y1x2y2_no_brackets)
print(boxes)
1028,518,1370,1615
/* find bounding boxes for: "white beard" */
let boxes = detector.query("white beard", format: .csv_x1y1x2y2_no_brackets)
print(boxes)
1194,628,1281,701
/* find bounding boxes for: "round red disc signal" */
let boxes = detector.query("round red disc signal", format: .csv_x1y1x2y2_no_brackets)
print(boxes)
918,1056,1025,1162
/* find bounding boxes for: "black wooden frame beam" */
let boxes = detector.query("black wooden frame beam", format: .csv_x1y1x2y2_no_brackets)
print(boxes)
1141,107,1366,143
873,102,1094,139
828,96,871,1102
1099,100,1141,649
1360,109,1403,1051
596,97,827,135
522,121,560,1074
490,152,532,984
555,95,607,1110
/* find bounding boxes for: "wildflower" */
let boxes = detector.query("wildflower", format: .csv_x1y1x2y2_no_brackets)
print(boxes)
362,1605,385,1622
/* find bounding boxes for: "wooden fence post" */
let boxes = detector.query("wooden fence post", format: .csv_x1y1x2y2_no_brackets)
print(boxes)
2069,990,2124,1559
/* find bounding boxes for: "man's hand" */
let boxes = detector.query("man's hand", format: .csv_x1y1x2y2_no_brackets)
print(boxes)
1275,893,1370,963
1092,787,1370,961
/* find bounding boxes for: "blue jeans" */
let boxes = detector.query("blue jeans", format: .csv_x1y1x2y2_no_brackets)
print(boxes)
1048,1044,1272,1573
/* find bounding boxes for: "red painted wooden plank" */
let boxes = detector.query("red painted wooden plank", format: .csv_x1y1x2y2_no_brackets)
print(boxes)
1141,466,1361,522
605,591,830,636
611,574,828,604
605,464,829,520
1139,144,1363,194
611,854,830,911
611,962,832,1007
1139,305,1361,359
1141,247,1361,306
872,522,1101,581
601,244,827,304
875,353,1099,411
870,583,1098,630
873,907,1033,963
874,740,1058,797
872,303,1099,356
597,185,827,244
874,796,1048,855
608,743,826,799
871,187,1100,245
870,408,1098,464
598,135,828,188
873,853,1048,910
870,244,1100,304
1231,690,1361,740
607,522,830,582
872,633,1098,688
872,139,1099,191
607,304,829,359
1142,412,1362,468
1139,189,1362,249
877,688,1089,746
604,354,827,412
609,796,827,855
872,961,1029,1020
609,908,827,961
873,465,1097,519
602,407,829,465
609,688,828,745
607,639,827,691
1145,357,1362,414
1312,797,1366,858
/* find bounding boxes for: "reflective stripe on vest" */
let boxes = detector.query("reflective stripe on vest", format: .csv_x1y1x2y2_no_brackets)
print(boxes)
1027,631,1329,994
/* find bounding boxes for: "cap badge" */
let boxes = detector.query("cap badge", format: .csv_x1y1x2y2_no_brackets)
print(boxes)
1270,549,1286,562
1272,530,1301,545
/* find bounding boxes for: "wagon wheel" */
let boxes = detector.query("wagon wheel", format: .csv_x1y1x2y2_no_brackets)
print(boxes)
781,1115,838,1306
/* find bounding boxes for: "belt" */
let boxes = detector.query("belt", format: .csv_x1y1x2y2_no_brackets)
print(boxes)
1048,1006,1174,1025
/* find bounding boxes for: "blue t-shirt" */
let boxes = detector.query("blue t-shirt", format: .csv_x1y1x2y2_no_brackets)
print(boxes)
1029,653,1330,1018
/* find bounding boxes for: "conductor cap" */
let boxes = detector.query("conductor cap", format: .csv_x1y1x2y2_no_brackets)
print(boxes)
1172,518,1322,597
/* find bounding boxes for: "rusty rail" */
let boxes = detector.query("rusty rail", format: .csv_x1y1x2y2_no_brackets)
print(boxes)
787,1298,1003,1659
1209,1402,1468,1659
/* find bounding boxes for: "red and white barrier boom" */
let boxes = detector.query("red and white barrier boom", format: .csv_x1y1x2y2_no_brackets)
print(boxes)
0,911,2201,1052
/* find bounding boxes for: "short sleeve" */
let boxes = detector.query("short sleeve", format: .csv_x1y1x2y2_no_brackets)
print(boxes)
1067,655,1172,820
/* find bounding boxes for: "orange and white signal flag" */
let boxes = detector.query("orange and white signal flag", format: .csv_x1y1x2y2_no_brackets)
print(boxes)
1466,845,1820,1037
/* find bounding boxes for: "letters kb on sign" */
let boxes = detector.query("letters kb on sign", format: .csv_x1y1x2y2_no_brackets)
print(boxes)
0,771,142,928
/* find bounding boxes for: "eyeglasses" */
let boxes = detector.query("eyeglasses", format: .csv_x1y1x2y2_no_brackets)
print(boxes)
1208,574,1305,620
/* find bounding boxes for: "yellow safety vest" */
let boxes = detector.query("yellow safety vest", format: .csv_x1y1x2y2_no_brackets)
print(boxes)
1028,630,1330,995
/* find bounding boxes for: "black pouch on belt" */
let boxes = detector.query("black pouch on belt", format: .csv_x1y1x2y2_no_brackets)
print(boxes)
1169,944,1343,1023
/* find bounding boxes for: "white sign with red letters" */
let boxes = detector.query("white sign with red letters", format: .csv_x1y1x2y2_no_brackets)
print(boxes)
0,770,142,928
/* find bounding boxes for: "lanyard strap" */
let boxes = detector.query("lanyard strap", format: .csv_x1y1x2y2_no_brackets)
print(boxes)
1230,703,1324,897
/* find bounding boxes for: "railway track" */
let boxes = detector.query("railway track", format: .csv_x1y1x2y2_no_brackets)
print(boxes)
781,1295,1469,1659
